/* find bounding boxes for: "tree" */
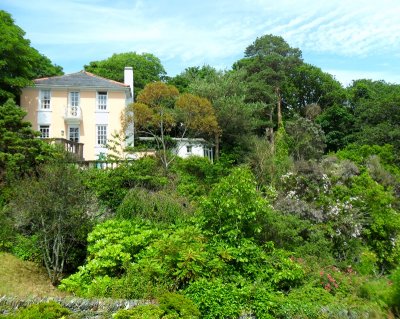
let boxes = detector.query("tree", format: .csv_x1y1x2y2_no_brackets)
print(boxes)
286,115,326,161
188,69,263,160
199,166,269,241
84,52,166,97
316,104,355,152
0,10,63,103
283,63,346,115
7,161,96,284
0,99,55,192
123,82,220,171
234,34,303,135
167,65,219,93
346,80,400,154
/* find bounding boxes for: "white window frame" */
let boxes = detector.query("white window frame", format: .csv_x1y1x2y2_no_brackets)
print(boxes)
68,125,80,143
186,145,193,154
96,125,107,146
97,91,108,111
39,90,51,110
39,125,50,138
69,91,80,107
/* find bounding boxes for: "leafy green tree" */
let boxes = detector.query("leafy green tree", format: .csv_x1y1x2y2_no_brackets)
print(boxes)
84,52,166,97
0,10,63,103
188,69,263,160
199,166,268,241
347,79,400,154
283,63,346,115
167,65,219,93
7,161,96,284
234,34,303,132
123,82,219,171
316,104,355,152
0,99,55,193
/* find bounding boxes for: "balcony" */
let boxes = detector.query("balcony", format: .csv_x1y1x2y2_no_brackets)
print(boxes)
64,105,82,124
46,138,84,161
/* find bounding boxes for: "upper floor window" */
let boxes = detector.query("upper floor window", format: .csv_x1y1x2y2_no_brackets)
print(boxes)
69,91,80,107
39,90,51,109
39,125,50,138
97,91,108,110
186,145,192,154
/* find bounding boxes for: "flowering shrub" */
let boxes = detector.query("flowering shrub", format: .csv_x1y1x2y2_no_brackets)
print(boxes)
320,270,339,294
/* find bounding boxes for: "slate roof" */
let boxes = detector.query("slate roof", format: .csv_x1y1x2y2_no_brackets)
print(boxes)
34,71,130,91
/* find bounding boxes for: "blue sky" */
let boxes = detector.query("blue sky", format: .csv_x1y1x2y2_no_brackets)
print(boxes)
2,0,400,86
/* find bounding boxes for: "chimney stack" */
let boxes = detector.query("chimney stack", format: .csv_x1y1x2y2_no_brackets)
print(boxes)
124,67,134,101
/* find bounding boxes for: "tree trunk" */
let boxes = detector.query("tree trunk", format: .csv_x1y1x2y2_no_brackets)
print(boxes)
214,133,220,162
276,86,282,127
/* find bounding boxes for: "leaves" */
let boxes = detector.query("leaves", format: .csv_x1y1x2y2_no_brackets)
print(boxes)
0,10,63,103
84,52,166,97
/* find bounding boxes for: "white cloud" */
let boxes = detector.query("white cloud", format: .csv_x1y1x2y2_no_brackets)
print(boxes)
2,0,400,81
326,69,400,87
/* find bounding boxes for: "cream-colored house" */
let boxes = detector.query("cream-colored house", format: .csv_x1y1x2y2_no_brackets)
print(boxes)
21,67,134,161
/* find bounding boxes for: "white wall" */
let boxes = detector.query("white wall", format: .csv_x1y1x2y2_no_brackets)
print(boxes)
175,140,204,158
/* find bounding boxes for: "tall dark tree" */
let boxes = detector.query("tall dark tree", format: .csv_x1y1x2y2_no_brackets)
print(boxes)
84,52,166,97
0,10,63,103
316,104,355,152
234,34,303,136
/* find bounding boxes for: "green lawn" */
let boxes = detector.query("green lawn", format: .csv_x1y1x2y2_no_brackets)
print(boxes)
0,252,67,298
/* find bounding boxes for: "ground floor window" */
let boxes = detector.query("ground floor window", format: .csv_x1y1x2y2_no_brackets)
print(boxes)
39,125,50,138
96,125,107,146
69,126,80,143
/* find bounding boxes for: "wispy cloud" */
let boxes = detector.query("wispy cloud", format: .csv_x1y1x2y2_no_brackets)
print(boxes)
2,0,399,83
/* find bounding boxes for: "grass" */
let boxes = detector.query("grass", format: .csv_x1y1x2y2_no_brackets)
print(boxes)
0,252,68,298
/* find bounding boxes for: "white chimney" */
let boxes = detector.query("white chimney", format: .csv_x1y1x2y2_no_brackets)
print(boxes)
124,66,134,101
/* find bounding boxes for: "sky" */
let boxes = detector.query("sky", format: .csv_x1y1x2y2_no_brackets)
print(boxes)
2,0,400,86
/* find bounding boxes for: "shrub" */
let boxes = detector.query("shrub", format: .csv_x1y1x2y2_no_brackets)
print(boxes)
184,278,245,319
83,157,167,211
355,250,378,275
59,219,161,296
116,187,192,224
159,292,200,319
114,304,163,319
390,266,400,314
199,166,269,241
0,209,14,252
358,278,394,310
11,234,41,262
173,156,230,199
2,301,71,319
113,293,199,319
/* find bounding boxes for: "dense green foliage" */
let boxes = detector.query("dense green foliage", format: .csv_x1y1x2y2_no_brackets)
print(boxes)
5,161,96,284
0,301,71,319
0,11,62,103
1,14,400,318
84,52,166,97
0,99,56,201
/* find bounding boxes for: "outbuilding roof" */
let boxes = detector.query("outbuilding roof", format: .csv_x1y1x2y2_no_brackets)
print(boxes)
33,71,130,91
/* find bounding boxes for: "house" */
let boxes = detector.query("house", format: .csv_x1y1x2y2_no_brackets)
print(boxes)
174,138,214,162
20,67,134,161
138,137,214,162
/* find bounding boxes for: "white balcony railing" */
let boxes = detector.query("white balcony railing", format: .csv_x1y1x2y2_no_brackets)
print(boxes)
64,105,82,124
